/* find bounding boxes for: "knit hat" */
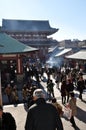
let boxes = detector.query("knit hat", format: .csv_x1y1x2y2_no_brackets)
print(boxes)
33,89,45,99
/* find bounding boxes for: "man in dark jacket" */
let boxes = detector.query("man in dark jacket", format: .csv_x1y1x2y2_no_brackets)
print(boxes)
25,89,64,130
0,105,16,130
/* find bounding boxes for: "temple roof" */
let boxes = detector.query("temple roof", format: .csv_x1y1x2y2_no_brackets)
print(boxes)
55,48,72,57
66,50,86,60
23,39,58,46
1,19,58,35
0,33,38,54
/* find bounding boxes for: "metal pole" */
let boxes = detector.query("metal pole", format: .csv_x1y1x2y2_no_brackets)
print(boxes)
0,70,2,106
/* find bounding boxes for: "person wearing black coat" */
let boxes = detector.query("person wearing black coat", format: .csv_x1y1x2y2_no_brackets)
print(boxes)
0,105,16,130
25,89,64,130
66,79,74,102
77,76,85,100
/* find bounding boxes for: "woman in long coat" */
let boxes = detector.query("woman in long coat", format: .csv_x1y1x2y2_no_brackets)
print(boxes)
69,92,77,128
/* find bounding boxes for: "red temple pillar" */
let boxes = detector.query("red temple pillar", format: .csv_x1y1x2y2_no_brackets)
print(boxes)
17,54,23,74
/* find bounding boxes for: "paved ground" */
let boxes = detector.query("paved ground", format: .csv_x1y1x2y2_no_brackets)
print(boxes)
2,73,86,130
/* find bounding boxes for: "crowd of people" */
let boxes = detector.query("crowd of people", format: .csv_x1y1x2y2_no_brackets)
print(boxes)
0,87,78,130
2,61,86,106
1,61,86,130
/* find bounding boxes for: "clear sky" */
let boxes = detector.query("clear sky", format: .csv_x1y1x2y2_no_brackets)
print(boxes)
0,0,86,41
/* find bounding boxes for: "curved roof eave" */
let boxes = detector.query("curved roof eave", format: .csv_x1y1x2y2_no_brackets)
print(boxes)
65,50,86,60
0,33,38,54
2,28,59,35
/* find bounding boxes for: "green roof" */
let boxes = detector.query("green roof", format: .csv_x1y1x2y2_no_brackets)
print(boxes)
0,33,38,54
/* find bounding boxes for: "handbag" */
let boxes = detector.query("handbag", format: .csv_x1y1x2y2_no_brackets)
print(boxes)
63,106,72,119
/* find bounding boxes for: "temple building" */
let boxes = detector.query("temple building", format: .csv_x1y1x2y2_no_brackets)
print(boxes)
1,19,59,61
0,33,37,74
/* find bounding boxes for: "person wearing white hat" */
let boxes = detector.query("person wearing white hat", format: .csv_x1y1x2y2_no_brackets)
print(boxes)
33,88,45,100
25,88,64,130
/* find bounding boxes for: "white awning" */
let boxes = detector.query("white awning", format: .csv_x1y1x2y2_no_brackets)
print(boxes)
55,48,72,57
66,50,86,60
